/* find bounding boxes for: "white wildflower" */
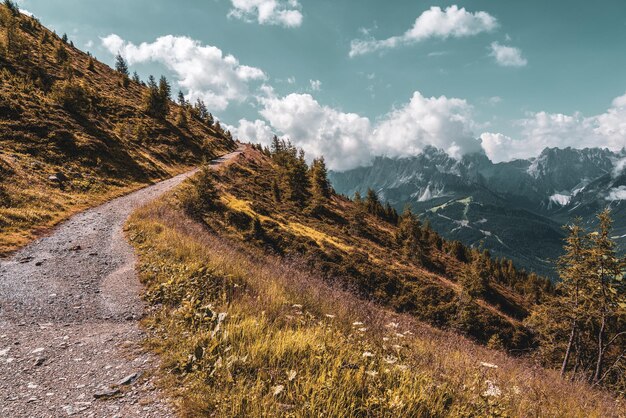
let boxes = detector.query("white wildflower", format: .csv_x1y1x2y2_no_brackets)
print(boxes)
383,355,397,364
358,327,367,332
483,380,502,397
386,322,399,328
365,370,379,377
325,314,336,319
287,370,297,381
362,351,374,358
352,321,364,326
272,385,285,396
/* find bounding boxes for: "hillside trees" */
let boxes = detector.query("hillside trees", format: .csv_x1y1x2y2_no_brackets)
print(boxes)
114,53,129,76
143,75,171,119
270,137,311,205
527,210,626,390
114,53,129,86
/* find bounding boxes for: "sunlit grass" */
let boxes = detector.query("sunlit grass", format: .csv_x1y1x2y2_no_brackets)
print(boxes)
127,195,622,417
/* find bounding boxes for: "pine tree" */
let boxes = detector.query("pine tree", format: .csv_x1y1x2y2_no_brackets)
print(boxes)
396,206,425,264
586,209,625,384
194,98,208,121
526,210,626,389
177,90,186,107
114,53,129,76
460,252,490,298
132,71,140,83
310,157,331,200
61,33,68,43
158,75,171,116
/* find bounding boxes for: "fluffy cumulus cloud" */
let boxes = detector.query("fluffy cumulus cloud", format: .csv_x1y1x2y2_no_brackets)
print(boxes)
489,42,527,67
101,34,266,111
371,92,481,159
228,0,303,28
231,91,482,170
349,5,498,57
481,93,626,162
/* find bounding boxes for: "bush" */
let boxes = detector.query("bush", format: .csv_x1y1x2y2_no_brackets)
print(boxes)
50,79,90,113
178,167,219,217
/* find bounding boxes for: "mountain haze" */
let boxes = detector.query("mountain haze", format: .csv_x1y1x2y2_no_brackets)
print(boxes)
330,146,626,277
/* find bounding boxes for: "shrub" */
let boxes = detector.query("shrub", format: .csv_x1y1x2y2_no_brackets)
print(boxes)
50,79,90,113
178,167,219,218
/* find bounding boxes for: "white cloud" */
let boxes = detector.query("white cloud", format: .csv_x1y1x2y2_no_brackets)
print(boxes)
606,186,626,201
371,92,481,160
231,118,275,144
489,42,527,67
101,34,266,111
228,0,303,28
481,93,626,162
231,91,482,170
309,79,322,91
349,5,498,57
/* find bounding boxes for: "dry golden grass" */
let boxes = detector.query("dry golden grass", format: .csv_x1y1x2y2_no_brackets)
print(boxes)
0,8,234,255
126,191,624,417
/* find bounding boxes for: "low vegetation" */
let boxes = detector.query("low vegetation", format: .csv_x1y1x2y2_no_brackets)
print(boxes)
0,3,234,254
127,162,622,416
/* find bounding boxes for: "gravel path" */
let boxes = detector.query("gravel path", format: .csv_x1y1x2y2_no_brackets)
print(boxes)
0,151,240,417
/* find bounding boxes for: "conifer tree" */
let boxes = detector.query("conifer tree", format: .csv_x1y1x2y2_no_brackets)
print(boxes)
526,210,625,389
114,53,129,76
460,252,489,298
177,90,186,107
158,75,171,115
61,33,68,43
310,157,331,200
396,206,425,263
132,71,140,83
586,209,625,383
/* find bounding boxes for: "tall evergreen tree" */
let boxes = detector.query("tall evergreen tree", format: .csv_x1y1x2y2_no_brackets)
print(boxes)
310,157,331,200
115,53,129,77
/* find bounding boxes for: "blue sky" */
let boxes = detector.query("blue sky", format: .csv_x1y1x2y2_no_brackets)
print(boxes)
17,0,626,169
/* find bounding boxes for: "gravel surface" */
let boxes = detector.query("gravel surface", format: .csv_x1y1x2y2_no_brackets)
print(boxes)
0,151,240,417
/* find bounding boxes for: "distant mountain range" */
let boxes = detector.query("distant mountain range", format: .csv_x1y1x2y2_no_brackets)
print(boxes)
329,146,626,278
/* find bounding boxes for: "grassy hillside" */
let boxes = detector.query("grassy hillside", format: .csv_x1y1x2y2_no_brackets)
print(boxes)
0,5,235,254
126,148,622,416
172,146,553,350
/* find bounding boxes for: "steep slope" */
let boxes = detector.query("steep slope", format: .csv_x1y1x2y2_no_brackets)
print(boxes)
124,145,621,416
0,6,235,254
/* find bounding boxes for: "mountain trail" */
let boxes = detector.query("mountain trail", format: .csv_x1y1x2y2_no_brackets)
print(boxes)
0,150,241,417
